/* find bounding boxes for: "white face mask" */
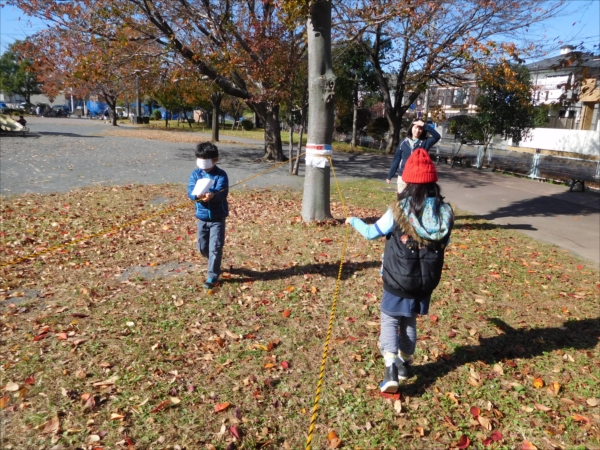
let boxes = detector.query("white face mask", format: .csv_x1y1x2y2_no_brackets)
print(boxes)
197,158,214,170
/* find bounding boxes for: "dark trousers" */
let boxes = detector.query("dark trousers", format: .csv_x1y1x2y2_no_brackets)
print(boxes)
197,219,226,279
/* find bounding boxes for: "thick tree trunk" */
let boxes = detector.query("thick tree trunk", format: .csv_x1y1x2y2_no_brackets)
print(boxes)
302,0,335,222
211,92,223,142
247,101,285,160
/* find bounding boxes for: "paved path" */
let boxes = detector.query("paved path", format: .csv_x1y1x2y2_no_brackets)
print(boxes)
2,117,599,267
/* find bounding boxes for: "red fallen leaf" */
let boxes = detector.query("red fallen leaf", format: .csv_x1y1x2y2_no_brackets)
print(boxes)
430,315,439,322
448,330,456,338
24,375,35,385
506,360,517,368
470,406,480,417
491,431,503,441
124,436,135,449
150,400,170,413
443,416,458,430
214,402,230,413
230,424,241,440
280,361,290,369
243,333,256,339
282,309,291,318
520,441,538,450
187,385,195,392
456,435,470,449
346,317,356,323
571,414,590,423
576,265,583,270
321,238,333,244
319,252,329,258
56,332,68,340
440,353,452,361
347,336,357,341
380,392,401,400
483,438,493,446
34,333,48,341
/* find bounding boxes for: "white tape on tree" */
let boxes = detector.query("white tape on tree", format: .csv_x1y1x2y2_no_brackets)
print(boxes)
306,143,333,168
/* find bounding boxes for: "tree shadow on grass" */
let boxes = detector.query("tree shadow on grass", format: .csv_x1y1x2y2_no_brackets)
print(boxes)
228,260,381,282
402,317,599,397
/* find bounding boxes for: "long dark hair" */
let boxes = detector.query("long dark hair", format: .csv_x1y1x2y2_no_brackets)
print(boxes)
404,121,428,140
397,182,444,217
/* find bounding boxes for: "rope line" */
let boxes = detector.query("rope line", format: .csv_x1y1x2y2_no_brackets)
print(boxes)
0,153,304,268
305,156,349,450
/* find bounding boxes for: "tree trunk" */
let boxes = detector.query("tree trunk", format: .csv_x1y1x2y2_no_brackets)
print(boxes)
288,107,294,173
211,92,223,142
165,110,169,128
351,79,359,149
302,0,335,222
246,102,286,160
293,90,308,176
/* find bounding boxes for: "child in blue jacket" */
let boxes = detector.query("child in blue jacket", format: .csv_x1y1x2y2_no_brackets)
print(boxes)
187,142,229,289
387,120,440,192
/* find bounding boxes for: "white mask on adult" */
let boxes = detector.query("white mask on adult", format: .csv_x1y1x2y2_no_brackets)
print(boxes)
197,158,214,170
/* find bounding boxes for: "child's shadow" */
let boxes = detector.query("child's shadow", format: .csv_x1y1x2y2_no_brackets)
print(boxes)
228,260,381,282
402,317,599,397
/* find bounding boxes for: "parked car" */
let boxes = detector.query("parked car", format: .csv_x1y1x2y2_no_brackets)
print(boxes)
44,105,71,117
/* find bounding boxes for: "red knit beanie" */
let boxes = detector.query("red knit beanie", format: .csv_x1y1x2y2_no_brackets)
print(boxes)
402,148,438,184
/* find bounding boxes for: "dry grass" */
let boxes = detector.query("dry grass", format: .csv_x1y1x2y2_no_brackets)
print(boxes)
1,181,598,449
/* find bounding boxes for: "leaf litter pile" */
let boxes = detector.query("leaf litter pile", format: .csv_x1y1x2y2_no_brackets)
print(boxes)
1,181,598,449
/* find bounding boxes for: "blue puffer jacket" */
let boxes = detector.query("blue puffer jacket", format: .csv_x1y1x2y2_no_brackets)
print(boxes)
387,124,440,180
187,166,229,221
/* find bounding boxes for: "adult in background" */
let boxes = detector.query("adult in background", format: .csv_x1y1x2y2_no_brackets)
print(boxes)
387,120,440,192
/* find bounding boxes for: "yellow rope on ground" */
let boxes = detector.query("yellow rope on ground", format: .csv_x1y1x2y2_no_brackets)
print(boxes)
0,153,304,268
305,156,349,450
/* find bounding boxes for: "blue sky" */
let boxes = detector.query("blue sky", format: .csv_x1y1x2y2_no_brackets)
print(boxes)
1,1,599,58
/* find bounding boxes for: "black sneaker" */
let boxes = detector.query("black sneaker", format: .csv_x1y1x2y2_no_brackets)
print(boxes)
397,361,409,381
202,278,219,289
380,364,399,393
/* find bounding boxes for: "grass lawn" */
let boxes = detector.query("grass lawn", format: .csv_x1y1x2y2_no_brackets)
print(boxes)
115,120,383,154
1,178,598,449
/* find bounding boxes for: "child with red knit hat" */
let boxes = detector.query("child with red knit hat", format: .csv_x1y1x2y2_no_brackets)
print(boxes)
346,148,454,393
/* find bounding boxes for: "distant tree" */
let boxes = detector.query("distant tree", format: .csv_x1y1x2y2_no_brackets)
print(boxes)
533,104,552,128
474,62,535,168
0,41,42,103
333,41,379,149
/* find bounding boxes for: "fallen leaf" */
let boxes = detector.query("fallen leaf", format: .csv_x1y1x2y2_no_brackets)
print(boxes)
520,441,538,450
534,403,551,412
0,395,9,410
41,415,60,434
280,361,290,369
284,286,295,293
24,375,35,385
214,402,230,413
521,405,534,413
394,399,402,414
446,392,460,405
150,400,170,413
477,415,492,430
552,382,560,395
483,438,493,446
492,364,504,376
491,431,503,441
3,382,19,392
470,406,480,417
282,309,291,318
456,435,470,449
93,375,118,387
586,398,598,407
533,377,544,388
571,414,590,423
327,429,342,448
230,425,241,440
169,397,181,405
56,332,68,340
110,413,125,420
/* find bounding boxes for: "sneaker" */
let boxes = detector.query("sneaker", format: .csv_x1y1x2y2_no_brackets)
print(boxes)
397,361,409,381
202,278,219,289
380,363,399,393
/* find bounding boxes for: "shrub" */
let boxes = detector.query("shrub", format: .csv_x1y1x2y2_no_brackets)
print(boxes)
153,110,162,120
241,119,254,131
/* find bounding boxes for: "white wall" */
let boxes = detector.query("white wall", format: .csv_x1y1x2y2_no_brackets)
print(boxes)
517,128,600,156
